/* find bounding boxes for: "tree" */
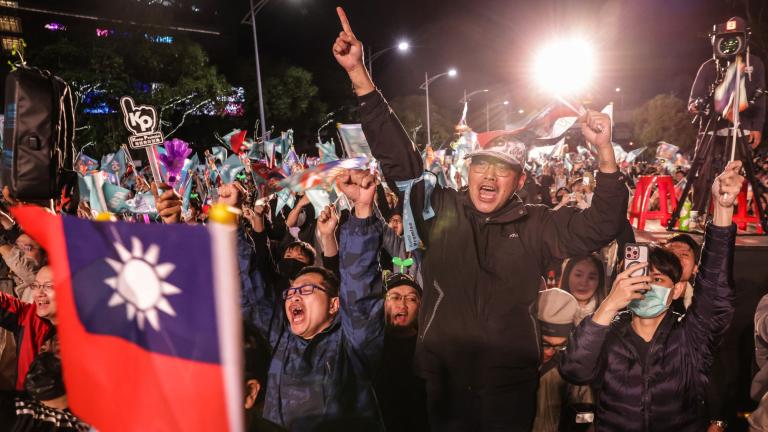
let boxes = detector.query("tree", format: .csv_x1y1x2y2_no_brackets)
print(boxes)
389,95,457,149
633,94,697,151
29,35,231,157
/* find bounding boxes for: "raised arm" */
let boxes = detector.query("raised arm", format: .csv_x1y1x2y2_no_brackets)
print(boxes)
539,112,627,260
682,161,741,393
337,169,385,375
333,6,426,200
0,291,31,333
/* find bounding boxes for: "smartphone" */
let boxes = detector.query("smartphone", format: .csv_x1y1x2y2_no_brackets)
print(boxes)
624,243,649,278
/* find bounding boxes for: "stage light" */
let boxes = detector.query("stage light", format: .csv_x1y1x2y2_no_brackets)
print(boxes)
532,38,595,96
397,41,410,51
518,109,525,114
503,101,509,105
448,68,457,77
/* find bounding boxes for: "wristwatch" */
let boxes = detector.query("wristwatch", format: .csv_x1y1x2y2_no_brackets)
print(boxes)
710,420,728,429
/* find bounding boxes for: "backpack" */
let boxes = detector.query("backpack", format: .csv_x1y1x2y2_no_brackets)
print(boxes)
1,66,76,202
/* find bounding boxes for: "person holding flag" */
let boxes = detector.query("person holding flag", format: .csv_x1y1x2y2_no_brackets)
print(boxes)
332,7,629,430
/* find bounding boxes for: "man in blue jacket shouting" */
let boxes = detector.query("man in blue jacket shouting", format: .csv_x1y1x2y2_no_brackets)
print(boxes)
238,169,386,431
559,161,742,431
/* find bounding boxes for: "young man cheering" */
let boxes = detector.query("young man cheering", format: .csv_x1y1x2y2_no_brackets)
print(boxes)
559,161,742,431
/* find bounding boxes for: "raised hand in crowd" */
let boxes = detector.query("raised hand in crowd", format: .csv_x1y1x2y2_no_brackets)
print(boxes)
335,169,376,218
332,7,375,96
217,183,244,208
317,205,339,257
711,160,745,226
592,262,651,326
580,110,618,174
243,203,268,233
286,194,310,228
151,182,182,224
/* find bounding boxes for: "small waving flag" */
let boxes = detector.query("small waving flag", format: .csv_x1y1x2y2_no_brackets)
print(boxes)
14,207,243,432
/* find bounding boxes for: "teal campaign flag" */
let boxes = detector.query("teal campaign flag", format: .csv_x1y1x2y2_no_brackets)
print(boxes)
304,188,332,218
219,155,245,184
316,139,339,163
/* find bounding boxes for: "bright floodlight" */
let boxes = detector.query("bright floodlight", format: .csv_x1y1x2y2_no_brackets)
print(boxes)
503,100,509,105
615,87,621,92
397,41,410,51
518,109,525,114
448,68,457,77
533,38,595,95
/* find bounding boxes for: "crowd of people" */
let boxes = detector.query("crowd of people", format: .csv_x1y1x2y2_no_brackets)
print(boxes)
0,6,765,432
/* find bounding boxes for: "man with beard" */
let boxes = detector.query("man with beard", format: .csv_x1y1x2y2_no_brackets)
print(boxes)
375,273,428,431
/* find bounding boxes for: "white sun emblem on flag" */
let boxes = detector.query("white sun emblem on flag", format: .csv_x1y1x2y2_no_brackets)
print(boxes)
104,237,182,331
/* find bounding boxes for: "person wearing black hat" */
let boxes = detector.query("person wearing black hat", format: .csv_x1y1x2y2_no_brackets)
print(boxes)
375,272,428,432
333,7,628,430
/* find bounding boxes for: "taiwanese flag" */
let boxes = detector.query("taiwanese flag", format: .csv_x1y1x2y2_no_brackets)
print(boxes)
14,207,244,432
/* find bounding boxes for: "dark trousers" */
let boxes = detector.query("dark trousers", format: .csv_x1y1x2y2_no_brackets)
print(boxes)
424,374,537,432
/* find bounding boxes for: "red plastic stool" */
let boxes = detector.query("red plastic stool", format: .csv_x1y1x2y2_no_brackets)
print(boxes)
733,181,764,233
628,175,678,231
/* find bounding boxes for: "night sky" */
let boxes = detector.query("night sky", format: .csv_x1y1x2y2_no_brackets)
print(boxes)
247,0,747,127
24,0,751,127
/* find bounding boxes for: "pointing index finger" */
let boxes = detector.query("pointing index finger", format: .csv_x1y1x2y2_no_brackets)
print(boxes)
336,7,353,34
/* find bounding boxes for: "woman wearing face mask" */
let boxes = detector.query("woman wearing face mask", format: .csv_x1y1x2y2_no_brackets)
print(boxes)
560,255,606,325
559,161,742,431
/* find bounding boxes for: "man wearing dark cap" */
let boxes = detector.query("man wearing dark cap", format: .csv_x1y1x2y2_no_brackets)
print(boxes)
375,272,428,431
333,7,628,430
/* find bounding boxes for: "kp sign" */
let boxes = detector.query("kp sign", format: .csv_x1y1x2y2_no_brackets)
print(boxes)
120,97,164,150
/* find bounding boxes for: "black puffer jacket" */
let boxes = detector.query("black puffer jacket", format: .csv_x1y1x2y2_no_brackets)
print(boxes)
559,223,736,432
359,90,629,430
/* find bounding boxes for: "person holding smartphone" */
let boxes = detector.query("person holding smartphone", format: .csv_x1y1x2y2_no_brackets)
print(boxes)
559,161,742,431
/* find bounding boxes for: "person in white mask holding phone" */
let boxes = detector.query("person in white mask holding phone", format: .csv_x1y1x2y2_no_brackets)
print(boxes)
559,161,743,431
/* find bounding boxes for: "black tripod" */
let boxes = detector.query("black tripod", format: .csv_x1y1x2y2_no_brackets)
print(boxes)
668,107,768,233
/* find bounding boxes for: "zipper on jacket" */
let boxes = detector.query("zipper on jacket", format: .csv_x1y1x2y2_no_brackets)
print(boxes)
421,280,444,342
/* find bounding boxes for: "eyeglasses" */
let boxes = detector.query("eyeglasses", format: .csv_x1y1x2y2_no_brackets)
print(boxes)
30,282,53,293
282,283,327,300
470,159,515,177
385,293,420,305
542,342,568,352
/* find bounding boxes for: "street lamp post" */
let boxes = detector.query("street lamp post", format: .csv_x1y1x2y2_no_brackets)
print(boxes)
419,69,457,147
244,0,270,141
367,41,409,80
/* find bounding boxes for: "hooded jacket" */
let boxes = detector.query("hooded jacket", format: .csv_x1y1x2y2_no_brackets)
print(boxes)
358,90,629,429
239,216,385,431
559,223,736,431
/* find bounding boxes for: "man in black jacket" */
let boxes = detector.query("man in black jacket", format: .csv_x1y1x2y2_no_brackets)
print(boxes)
559,162,742,431
332,7,629,430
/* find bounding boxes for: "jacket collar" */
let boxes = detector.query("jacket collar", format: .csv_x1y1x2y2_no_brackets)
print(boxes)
612,309,681,353
459,190,528,224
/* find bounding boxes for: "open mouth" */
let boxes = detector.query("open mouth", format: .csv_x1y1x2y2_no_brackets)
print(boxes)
478,184,498,202
36,298,50,309
289,304,305,324
392,311,408,324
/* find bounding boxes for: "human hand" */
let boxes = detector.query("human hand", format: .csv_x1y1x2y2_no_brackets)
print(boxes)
217,183,243,208
296,194,310,208
243,203,268,233
749,130,762,149
711,160,744,209
580,110,611,150
151,182,182,224
332,7,375,96
335,169,376,217
317,205,339,237
593,263,650,325
332,7,364,74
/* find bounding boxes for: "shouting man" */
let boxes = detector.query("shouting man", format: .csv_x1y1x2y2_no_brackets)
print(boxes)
332,7,629,430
